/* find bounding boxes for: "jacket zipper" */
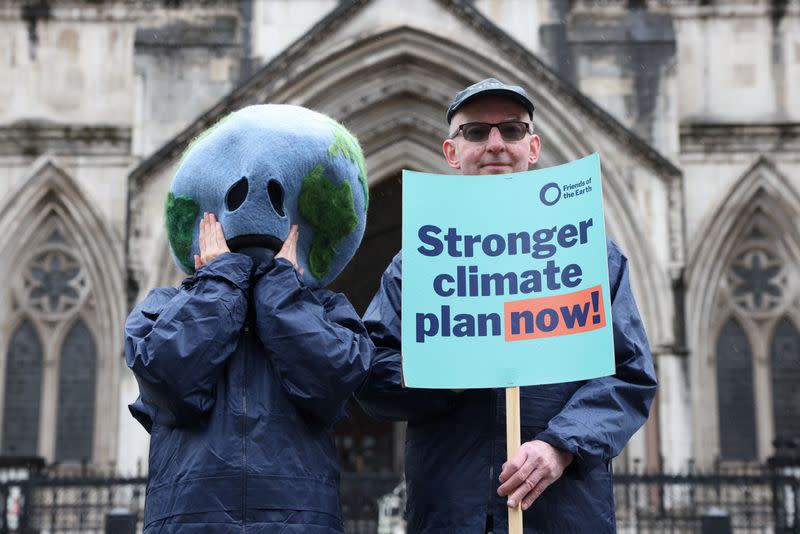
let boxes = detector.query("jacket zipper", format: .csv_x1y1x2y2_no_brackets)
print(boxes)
242,324,249,533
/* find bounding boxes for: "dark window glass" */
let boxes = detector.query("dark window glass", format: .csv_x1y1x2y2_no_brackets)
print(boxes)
770,317,800,443
2,320,43,456
55,320,96,462
716,317,758,460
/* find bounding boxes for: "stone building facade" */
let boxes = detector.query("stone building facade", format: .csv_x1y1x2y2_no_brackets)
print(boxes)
0,0,797,479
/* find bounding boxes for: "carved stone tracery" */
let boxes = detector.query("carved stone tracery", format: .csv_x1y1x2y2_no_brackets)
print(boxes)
21,244,89,321
723,222,789,319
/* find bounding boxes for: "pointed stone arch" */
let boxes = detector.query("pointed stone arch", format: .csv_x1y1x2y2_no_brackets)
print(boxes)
141,25,674,349
686,157,800,298
0,156,125,464
289,27,673,346
685,156,800,464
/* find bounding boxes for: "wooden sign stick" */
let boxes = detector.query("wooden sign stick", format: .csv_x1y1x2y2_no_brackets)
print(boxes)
506,386,523,534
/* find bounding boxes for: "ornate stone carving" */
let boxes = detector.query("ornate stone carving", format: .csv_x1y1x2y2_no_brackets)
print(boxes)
20,245,89,321
728,247,786,314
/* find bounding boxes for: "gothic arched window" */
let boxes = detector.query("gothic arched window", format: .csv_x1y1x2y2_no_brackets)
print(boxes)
715,317,758,461
0,164,123,468
710,204,800,462
2,222,98,462
770,317,800,443
55,320,96,462
2,320,44,456
692,162,800,466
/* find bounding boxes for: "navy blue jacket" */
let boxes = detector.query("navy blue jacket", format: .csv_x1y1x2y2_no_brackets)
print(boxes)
357,241,657,533
125,253,372,533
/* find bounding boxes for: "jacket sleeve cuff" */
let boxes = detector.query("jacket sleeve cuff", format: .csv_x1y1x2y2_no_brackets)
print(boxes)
256,257,304,289
267,257,300,276
128,396,154,434
193,252,254,292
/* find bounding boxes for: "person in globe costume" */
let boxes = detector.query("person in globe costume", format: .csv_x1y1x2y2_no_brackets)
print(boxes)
125,104,374,533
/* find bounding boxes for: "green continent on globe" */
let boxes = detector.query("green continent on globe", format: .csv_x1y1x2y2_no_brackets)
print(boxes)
299,164,359,280
327,122,369,210
165,192,200,272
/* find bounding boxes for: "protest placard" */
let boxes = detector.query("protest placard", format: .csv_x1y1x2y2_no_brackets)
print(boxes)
401,153,615,388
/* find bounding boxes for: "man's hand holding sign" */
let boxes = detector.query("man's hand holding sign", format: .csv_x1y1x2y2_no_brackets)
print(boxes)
357,79,656,534
498,439,574,510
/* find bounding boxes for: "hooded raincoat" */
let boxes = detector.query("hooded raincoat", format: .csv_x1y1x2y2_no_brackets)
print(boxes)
126,253,372,533
357,241,657,533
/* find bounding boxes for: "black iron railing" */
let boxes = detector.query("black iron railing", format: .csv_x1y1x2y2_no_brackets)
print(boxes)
613,471,800,532
0,466,399,534
0,462,798,533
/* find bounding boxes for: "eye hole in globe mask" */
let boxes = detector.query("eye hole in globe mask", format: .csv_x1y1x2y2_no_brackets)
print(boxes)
226,177,249,211
267,179,286,217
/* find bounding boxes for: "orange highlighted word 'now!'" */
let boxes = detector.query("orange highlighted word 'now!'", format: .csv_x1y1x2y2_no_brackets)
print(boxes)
503,285,606,342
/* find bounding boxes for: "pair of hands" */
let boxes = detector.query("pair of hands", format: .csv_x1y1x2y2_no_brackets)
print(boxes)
497,439,574,511
193,212,303,274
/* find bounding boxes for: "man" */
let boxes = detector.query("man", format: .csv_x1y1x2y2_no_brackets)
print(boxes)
357,79,657,533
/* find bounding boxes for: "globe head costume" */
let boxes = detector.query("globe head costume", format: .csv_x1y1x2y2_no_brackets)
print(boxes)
166,104,369,287
126,105,372,533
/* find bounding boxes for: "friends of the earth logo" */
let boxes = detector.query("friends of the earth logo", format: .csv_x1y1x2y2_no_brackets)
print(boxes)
413,219,606,344
539,176,594,206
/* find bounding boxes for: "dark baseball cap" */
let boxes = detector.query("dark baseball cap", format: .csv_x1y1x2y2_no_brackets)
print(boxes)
446,78,535,124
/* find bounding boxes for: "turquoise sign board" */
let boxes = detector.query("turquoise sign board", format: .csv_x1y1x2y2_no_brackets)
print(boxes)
401,153,615,388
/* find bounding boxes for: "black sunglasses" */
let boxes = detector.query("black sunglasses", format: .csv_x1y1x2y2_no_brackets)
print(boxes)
449,121,533,142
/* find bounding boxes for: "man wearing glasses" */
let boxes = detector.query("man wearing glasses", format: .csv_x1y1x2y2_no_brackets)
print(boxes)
357,79,656,533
